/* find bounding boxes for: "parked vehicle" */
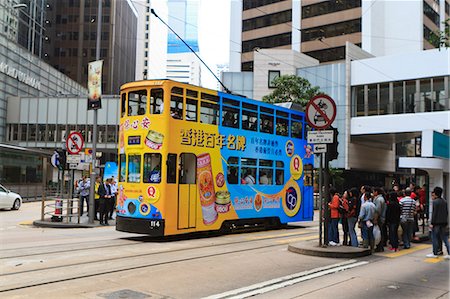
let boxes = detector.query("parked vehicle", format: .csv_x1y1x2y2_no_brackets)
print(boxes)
0,184,22,210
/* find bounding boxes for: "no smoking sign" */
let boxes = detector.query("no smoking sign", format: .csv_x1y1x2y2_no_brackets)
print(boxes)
66,132,84,155
305,95,337,130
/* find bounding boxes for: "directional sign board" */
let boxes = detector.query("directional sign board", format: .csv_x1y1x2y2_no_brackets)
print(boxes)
66,132,84,155
66,154,81,164
313,144,327,153
307,130,334,144
306,95,337,130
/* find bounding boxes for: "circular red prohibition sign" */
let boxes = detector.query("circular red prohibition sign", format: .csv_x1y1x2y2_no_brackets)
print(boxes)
305,94,337,130
66,132,85,154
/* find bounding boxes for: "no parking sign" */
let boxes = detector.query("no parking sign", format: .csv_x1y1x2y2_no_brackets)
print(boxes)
66,132,84,155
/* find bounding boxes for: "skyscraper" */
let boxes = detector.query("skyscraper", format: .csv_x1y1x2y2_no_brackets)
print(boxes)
165,0,201,85
231,0,448,71
0,0,47,58
43,0,138,94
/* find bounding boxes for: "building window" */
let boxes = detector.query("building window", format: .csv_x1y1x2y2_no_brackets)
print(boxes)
301,19,361,43
423,1,440,27
268,70,280,88
243,0,281,10
243,10,291,32
241,61,253,71
304,45,351,63
302,0,361,19
242,32,291,53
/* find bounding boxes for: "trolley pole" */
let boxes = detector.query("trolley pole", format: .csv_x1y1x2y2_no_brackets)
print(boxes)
88,0,102,224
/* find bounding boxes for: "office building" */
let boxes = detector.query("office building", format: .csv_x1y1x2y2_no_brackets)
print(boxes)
43,0,138,94
231,0,449,71
224,44,450,200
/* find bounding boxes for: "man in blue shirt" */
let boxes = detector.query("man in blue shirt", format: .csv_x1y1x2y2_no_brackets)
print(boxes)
358,191,376,251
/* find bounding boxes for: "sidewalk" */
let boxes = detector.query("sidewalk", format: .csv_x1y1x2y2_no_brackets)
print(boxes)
33,213,116,228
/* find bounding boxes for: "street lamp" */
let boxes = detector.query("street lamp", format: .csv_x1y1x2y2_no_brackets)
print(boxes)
88,0,103,224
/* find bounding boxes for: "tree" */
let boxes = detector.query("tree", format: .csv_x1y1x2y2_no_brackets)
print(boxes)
429,18,449,49
262,75,322,107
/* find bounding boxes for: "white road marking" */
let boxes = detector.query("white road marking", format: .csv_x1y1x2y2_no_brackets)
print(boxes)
203,259,368,299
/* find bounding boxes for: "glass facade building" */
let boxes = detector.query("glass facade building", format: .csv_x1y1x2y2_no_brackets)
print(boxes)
0,33,87,142
167,0,199,54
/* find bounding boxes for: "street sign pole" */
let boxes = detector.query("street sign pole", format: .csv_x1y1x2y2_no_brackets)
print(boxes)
318,153,323,247
88,0,102,224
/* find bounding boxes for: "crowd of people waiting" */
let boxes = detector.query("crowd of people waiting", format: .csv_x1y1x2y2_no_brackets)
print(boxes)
326,183,449,259
74,175,117,225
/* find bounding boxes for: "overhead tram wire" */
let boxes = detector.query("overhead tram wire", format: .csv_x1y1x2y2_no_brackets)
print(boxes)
150,9,233,94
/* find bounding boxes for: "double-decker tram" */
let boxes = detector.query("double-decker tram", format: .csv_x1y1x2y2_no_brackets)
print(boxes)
116,79,314,236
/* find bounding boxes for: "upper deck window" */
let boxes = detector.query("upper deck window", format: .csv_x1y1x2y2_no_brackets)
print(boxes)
291,114,303,139
170,87,184,120
128,90,147,116
260,107,274,134
186,89,198,122
150,89,164,114
121,93,126,117
200,93,219,125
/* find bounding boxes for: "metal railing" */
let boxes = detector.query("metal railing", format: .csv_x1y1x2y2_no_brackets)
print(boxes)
41,195,81,224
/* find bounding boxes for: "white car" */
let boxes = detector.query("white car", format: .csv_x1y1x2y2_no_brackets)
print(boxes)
0,184,22,210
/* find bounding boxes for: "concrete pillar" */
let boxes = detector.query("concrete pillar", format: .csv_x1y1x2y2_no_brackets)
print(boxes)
427,169,444,220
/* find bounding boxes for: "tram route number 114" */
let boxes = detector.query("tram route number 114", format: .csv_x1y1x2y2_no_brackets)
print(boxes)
149,220,161,228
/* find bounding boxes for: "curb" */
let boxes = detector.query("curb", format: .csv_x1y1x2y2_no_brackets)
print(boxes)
33,220,99,228
288,242,372,258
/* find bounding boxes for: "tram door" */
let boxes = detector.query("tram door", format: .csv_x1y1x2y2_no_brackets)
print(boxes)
178,153,197,229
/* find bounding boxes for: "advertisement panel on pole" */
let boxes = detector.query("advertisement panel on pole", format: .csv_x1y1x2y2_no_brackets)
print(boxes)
87,60,103,110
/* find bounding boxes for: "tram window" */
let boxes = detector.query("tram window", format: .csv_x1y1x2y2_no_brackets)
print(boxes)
120,93,126,117
223,97,240,107
200,101,219,125
259,159,273,185
187,89,198,98
260,107,273,114
260,114,274,134
170,95,183,119
276,161,284,185
276,169,284,185
171,86,183,95
276,117,288,136
167,154,177,184
119,154,126,182
127,154,141,183
291,120,303,138
201,92,219,103
186,98,197,122
128,90,147,116
227,166,239,184
179,153,196,184
243,102,257,111
150,88,164,114
227,157,239,185
242,110,257,131
143,153,161,183
222,106,239,128
241,158,257,184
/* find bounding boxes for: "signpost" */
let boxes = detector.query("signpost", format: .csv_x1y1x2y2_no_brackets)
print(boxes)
66,132,84,155
306,94,337,247
307,130,334,144
313,144,327,154
306,94,337,130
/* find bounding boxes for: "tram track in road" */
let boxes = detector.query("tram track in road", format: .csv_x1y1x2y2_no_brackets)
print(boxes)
0,230,319,293
0,227,314,260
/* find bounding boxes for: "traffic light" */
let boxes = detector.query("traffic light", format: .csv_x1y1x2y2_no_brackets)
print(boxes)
327,127,339,161
57,149,66,170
